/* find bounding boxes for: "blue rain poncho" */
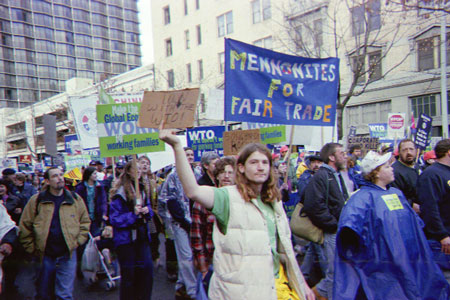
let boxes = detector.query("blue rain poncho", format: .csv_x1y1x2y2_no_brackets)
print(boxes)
334,181,449,300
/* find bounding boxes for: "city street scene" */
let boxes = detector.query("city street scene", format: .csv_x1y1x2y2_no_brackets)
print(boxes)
1,0,450,299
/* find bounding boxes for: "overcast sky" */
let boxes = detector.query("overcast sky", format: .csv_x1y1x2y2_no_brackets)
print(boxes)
138,0,154,65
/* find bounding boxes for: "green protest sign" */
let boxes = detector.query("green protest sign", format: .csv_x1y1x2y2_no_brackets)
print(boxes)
259,125,286,144
97,103,165,157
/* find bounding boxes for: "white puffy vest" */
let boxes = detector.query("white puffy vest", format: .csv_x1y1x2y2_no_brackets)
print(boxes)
208,185,307,300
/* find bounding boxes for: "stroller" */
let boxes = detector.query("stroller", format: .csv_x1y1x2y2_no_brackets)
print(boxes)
81,232,120,290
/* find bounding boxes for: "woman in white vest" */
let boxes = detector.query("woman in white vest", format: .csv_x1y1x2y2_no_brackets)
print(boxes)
159,129,314,300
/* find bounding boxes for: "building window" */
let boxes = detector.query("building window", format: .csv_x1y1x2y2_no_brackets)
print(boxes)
165,38,172,56
219,52,225,74
198,59,203,80
251,0,271,24
351,55,366,84
346,100,391,126
351,0,380,36
368,50,382,81
187,63,192,83
196,25,202,45
196,0,200,10
313,19,323,48
351,49,383,84
253,36,272,49
418,37,435,71
163,6,170,25
217,11,233,37
167,69,174,88
411,94,437,117
184,0,188,15
185,30,190,49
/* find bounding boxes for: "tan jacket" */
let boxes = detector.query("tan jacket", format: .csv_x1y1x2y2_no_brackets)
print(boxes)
19,189,91,257
209,185,307,300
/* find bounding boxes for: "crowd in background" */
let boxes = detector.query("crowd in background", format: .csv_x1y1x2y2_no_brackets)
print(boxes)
0,137,449,299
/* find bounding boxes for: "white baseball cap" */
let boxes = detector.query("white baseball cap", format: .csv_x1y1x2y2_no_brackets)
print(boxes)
361,151,392,175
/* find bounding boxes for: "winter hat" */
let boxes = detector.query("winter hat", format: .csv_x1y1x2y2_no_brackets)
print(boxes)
361,151,392,175
2,168,16,176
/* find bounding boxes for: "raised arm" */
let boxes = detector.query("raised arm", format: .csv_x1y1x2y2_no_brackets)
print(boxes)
159,128,215,210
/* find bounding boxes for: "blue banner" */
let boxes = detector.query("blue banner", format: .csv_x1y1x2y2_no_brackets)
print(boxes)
224,38,339,126
186,126,225,161
368,123,392,143
64,134,82,155
414,113,432,150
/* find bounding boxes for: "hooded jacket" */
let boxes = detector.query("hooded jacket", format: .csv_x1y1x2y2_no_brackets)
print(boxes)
334,181,449,300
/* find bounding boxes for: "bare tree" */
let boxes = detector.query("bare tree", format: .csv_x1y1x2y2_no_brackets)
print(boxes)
275,0,413,139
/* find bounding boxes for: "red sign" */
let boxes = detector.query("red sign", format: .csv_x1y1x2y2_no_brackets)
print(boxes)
388,114,404,129
19,155,32,163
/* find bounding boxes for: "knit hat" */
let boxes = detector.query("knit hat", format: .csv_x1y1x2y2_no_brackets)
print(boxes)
361,151,392,175
2,168,16,176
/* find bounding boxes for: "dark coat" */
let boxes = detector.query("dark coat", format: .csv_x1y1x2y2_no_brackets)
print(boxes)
391,160,420,206
303,166,346,233
417,162,450,241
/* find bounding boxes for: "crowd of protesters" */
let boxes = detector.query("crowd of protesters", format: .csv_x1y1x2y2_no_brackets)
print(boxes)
0,136,450,299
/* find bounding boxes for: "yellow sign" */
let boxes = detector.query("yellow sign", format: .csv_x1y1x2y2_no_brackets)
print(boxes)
381,194,404,211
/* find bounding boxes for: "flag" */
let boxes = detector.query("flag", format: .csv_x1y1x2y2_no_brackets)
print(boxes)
411,111,416,129
99,87,115,104
64,167,82,181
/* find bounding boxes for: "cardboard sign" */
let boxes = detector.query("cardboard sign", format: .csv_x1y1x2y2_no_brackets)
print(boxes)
138,89,199,129
347,136,379,154
223,129,261,155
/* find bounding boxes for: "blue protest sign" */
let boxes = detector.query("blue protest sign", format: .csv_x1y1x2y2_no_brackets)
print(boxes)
368,123,392,143
224,38,339,126
414,113,432,150
186,126,225,161
64,134,82,155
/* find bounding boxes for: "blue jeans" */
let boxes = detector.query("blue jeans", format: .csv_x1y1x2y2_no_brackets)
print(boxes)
116,240,153,300
316,233,336,299
428,239,450,283
300,242,327,282
36,251,77,300
172,221,197,298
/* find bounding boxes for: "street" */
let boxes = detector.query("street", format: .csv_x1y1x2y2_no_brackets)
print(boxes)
7,234,176,300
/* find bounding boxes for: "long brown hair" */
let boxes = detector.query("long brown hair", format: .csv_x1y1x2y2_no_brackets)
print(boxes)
235,143,280,203
109,161,149,205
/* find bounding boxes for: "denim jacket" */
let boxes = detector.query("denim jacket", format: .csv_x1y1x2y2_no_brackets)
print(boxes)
158,167,201,225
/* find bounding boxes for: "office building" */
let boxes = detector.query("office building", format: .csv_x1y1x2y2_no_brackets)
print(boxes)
0,0,141,108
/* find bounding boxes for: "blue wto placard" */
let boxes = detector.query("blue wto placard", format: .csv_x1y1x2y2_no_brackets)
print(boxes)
224,38,339,126
186,126,225,162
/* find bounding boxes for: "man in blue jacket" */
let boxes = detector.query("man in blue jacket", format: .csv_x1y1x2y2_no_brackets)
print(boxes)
417,139,450,283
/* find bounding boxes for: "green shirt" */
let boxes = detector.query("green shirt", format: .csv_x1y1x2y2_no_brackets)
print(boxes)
211,187,280,277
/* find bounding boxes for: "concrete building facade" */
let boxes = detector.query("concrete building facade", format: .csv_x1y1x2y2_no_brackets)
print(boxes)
0,64,155,159
150,0,450,140
0,0,142,108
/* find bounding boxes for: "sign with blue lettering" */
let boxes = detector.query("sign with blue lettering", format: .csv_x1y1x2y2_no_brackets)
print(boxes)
97,103,165,157
186,126,225,161
414,113,432,150
224,38,339,126
368,123,391,142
